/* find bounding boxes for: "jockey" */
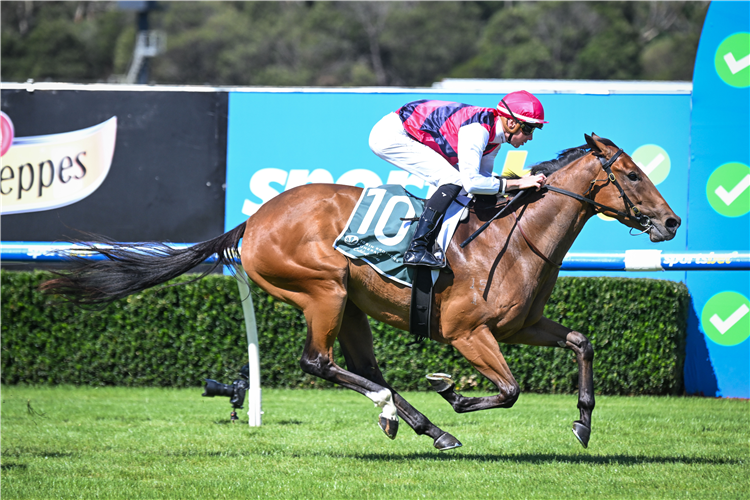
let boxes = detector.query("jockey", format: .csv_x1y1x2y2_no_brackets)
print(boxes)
369,90,549,268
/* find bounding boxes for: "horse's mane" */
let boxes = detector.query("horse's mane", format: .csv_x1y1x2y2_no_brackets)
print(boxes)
517,137,619,177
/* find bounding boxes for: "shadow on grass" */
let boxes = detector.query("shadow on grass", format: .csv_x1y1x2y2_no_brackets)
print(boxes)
2,450,75,459
214,419,305,425
277,419,304,425
1,463,29,471
157,448,741,466
352,452,742,466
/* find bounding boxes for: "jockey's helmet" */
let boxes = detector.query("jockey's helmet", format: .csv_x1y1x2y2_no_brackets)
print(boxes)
496,91,548,135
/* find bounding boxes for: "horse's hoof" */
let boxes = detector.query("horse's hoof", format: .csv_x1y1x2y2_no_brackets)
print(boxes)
572,420,590,448
378,414,398,440
426,373,454,393
433,432,462,451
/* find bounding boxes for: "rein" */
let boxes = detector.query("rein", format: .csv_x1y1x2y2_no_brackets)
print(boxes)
461,148,653,264
511,211,561,269
460,189,527,248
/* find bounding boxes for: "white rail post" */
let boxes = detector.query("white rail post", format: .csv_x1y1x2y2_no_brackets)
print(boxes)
235,272,262,427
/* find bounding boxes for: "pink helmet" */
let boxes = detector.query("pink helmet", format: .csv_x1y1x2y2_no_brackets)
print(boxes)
497,91,548,125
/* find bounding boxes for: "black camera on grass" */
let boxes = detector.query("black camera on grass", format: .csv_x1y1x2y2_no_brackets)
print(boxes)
202,364,249,422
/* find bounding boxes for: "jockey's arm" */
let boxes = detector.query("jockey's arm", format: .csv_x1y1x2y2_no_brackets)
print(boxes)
456,124,501,195
505,173,547,192
457,123,546,195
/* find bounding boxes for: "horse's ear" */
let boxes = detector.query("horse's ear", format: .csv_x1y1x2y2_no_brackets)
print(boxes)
584,133,600,152
585,133,610,158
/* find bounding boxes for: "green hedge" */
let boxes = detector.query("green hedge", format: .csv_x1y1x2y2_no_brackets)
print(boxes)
1,270,688,395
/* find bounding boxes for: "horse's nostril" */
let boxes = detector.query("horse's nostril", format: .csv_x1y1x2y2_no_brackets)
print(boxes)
666,218,680,229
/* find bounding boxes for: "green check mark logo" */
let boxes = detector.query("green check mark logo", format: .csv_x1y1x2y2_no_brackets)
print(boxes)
702,292,750,346
706,162,750,217
715,32,750,88
631,145,670,185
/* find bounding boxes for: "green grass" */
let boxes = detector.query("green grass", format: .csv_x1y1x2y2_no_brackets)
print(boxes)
1,386,747,499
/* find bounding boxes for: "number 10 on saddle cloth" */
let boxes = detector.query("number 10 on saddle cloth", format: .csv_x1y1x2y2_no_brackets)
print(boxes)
333,184,470,286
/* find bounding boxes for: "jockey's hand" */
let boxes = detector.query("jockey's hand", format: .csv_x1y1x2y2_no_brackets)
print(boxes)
506,173,547,192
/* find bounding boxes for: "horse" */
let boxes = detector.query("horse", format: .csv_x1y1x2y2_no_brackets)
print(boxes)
41,134,680,451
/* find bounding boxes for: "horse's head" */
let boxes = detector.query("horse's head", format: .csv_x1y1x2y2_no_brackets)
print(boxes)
583,134,681,242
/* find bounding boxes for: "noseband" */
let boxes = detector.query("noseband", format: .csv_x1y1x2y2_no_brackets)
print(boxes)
545,149,653,235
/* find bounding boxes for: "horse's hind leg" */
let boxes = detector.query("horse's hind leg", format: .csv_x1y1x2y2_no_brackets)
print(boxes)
503,316,595,448
296,288,406,440
337,301,462,451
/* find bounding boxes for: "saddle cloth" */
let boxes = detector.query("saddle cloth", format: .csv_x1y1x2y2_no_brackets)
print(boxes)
333,184,470,286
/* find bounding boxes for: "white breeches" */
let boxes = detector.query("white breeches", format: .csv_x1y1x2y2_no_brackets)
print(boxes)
369,112,463,189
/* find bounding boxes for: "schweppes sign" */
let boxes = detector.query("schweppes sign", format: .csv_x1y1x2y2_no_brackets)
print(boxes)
0,113,117,215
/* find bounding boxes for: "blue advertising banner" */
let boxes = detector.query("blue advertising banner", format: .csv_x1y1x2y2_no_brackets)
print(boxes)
224,87,695,377
226,91,690,267
685,1,749,398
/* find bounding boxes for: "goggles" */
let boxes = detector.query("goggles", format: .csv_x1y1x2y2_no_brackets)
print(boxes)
519,121,541,136
500,99,543,136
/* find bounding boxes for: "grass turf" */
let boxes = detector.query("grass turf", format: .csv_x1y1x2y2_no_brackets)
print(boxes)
1,386,747,499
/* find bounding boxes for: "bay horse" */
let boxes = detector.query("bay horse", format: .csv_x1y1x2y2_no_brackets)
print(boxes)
42,134,680,451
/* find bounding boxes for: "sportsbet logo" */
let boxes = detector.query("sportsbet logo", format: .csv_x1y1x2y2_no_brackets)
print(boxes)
701,291,750,346
242,168,428,216
706,162,750,217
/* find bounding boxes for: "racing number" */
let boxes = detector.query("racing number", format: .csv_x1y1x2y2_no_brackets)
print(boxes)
355,188,416,247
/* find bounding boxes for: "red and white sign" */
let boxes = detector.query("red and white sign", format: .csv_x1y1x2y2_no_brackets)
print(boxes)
1,111,14,157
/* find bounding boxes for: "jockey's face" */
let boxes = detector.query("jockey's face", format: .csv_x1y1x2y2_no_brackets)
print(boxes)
506,118,534,148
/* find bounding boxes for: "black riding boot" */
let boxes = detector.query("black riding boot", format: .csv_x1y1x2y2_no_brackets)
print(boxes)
403,184,462,267
403,207,444,267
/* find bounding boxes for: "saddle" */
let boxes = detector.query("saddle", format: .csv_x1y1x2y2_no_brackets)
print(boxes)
409,194,511,342
334,185,507,342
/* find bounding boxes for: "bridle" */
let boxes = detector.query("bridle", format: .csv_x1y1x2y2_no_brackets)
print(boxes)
511,149,653,269
544,149,653,236
462,148,654,268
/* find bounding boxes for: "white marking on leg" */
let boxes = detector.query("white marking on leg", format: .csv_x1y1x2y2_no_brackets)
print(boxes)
365,388,398,420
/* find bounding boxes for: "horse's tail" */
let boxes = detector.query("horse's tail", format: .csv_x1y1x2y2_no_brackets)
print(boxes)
40,221,248,308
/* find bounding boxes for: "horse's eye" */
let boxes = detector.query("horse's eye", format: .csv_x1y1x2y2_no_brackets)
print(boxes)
627,172,638,181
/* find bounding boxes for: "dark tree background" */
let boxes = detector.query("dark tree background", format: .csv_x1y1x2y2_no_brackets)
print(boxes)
1,1,709,86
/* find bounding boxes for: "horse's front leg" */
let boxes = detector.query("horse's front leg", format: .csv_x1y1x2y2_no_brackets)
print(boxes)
504,316,595,448
429,326,521,412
